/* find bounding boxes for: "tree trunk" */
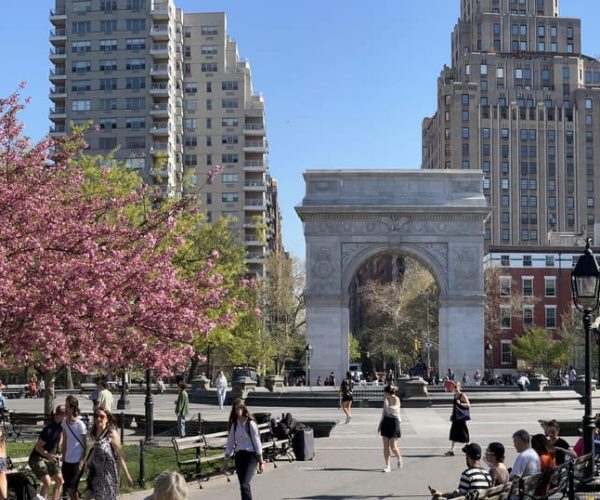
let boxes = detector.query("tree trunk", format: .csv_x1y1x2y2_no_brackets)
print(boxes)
43,371,56,417
65,366,74,390
187,357,198,382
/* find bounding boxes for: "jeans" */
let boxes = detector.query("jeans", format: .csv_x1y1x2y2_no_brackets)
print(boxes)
234,450,257,500
217,387,226,409
177,414,186,437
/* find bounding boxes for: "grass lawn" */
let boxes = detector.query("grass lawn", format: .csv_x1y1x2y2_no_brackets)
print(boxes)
6,439,231,494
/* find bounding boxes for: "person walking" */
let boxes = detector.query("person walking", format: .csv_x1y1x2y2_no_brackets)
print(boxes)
445,381,471,456
378,384,402,472
96,379,114,411
29,404,65,500
86,406,132,500
174,381,189,437
483,442,509,486
340,371,354,424
61,395,87,500
215,370,228,410
222,399,265,500
568,366,577,386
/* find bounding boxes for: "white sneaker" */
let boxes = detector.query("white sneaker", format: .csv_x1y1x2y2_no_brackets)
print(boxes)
383,465,391,473
345,415,352,424
397,456,403,469
36,495,45,500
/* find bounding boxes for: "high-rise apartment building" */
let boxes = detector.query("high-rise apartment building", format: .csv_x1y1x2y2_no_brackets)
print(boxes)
423,0,600,247
49,0,281,276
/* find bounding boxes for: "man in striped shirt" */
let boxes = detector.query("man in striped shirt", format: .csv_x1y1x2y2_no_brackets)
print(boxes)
429,443,492,498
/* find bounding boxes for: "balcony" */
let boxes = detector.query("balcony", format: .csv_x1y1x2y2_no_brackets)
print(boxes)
150,142,169,154
150,24,169,40
150,83,170,96
150,103,169,117
151,168,169,178
49,67,67,81
150,3,169,20
49,87,67,100
49,8,66,23
243,140,267,153
243,161,266,172
244,198,266,211
49,47,66,61
49,125,66,136
244,181,267,192
244,235,264,246
150,43,169,58
49,28,66,43
246,250,266,263
150,64,169,79
243,123,265,135
49,106,66,119
150,123,169,135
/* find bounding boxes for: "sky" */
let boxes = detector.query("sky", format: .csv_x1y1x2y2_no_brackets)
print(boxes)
2,1,600,260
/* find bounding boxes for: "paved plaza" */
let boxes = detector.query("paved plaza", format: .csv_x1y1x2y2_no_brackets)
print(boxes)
5,393,591,499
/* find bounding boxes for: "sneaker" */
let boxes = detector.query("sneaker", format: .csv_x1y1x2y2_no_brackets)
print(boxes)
397,456,403,469
383,465,391,473
345,415,352,424
444,450,455,456
36,495,45,500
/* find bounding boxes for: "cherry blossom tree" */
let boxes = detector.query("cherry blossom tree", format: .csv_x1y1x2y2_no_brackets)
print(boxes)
0,90,233,413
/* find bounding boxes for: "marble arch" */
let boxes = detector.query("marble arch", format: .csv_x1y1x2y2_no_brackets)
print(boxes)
295,169,490,383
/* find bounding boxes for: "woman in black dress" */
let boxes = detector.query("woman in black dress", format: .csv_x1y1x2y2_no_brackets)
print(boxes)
445,381,471,456
378,384,402,472
340,371,354,424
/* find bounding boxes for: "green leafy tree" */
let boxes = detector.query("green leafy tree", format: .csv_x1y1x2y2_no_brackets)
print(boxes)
349,332,361,362
511,327,572,377
259,253,306,374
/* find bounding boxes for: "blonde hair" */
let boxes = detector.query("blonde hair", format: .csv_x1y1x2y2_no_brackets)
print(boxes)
152,470,188,500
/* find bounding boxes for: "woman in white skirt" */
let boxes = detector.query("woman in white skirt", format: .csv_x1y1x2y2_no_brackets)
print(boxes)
378,384,402,472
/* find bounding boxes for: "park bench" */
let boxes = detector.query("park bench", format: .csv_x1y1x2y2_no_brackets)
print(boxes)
171,422,293,485
452,481,513,499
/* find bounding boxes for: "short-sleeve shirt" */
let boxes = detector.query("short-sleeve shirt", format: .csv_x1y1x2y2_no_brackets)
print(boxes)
553,437,571,465
61,418,87,464
511,448,541,478
458,467,492,493
31,422,63,459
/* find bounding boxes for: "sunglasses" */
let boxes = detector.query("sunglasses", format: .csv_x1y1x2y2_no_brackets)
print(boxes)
94,414,107,420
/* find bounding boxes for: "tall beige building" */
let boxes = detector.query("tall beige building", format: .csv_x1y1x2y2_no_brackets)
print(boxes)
49,0,281,276
423,0,600,246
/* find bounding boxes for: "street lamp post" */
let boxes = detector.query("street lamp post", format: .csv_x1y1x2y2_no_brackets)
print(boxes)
571,238,600,468
144,368,154,441
305,344,313,386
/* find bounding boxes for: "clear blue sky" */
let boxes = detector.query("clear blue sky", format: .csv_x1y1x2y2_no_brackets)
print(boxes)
2,1,600,260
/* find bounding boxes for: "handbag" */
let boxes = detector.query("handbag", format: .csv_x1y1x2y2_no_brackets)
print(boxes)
454,403,471,422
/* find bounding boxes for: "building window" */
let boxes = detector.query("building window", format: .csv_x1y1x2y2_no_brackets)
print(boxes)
126,77,145,90
125,136,145,149
72,61,91,73
184,136,197,147
545,277,556,297
99,78,117,91
500,276,511,296
99,59,117,71
522,277,533,297
99,98,116,111
523,306,534,328
72,21,91,34
221,135,238,145
501,341,513,365
500,255,510,267
126,19,146,31
523,255,532,267
98,118,116,130
222,173,238,183
71,80,91,92
125,157,145,170
183,154,197,166
545,306,557,329
222,193,239,203
99,137,117,150
100,39,118,52
127,0,146,8
126,117,145,129
201,25,218,35
221,154,239,163
71,100,91,112
126,97,145,110
222,99,239,109
184,118,197,130
126,58,146,70
100,0,117,11
71,41,91,53
100,20,117,34
201,63,218,72
500,306,511,329
126,38,145,50
72,1,92,12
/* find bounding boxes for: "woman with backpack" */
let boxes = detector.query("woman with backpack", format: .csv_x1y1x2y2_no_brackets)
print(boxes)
222,399,265,500
340,371,354,424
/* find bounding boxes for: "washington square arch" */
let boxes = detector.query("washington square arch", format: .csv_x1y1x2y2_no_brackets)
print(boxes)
295,169,491,383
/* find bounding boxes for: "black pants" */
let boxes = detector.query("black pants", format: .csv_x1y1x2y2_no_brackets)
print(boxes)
235,450,257,500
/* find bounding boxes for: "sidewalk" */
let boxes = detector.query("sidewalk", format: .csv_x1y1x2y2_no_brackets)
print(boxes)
121,398,585,499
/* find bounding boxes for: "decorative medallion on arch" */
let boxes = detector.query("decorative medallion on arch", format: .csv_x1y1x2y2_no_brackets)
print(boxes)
296,169,490,385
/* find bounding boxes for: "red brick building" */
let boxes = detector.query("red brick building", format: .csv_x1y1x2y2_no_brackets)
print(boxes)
484,236,588,378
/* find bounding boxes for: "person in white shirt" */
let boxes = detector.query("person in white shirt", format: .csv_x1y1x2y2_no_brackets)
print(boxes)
61,395,87,500
96,380,114,411
510,429,541,479
215,370,228,410
222,399,265,500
